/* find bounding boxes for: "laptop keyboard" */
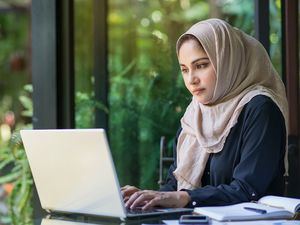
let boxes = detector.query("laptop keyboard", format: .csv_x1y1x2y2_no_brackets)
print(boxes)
126,207,193,217
127,207,158,215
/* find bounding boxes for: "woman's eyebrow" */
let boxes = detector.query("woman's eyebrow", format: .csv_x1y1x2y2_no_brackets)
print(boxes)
180,57,209,67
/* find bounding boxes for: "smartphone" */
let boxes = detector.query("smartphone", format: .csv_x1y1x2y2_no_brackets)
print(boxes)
179,215,209,224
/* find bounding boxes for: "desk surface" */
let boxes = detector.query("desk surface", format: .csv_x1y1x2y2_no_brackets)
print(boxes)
34,215,300,225
34,213,184,225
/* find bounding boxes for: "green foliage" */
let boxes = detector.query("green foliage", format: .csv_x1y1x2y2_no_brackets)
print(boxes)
1,131,33,225
221,0,254,34
0,5,32,224
269,0,282,75
75,91,109,128
74,0,93,94
18,84,33,118
0,85,33,225
108,0,195,189
0,11,30,119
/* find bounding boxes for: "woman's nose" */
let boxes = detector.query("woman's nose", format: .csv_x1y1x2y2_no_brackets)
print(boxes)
188,71,198,84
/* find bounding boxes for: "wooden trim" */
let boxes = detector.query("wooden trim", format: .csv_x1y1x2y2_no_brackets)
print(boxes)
281,0,300,198
283,0,299,136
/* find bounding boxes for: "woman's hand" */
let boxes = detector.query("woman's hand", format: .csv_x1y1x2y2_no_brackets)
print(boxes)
125,190,190,210
121,185,141,203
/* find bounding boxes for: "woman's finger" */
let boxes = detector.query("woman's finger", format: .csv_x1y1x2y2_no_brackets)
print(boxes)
120,185,133,192
125,191,143,208
130,192,156,209
121,185,140,198
123,196,129,203
122,186,140,197
142,197,161,210
120,185,129,191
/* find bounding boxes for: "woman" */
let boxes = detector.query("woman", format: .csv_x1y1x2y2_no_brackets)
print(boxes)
122,18,288,210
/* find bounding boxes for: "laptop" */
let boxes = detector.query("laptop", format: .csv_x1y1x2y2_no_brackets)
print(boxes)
20,129,192,220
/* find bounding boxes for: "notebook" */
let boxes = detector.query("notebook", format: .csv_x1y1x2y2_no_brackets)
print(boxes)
194,195,300,221
20,129,192,220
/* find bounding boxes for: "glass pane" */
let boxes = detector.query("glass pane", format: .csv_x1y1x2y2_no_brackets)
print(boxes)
108,0,255,189
269,0,282,76
74,0,95,128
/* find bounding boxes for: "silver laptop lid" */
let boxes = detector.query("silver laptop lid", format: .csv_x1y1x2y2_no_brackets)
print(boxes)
21,129,126,218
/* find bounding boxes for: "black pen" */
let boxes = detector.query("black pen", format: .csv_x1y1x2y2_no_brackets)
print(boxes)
243,207,267,214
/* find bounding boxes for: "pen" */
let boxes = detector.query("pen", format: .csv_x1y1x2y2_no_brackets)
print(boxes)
243,207,267,214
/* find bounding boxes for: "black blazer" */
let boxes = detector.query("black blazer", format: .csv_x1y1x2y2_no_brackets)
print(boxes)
160,95,286,208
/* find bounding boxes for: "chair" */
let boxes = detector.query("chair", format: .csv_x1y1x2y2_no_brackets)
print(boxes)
284,136,300,197
158,136,174,188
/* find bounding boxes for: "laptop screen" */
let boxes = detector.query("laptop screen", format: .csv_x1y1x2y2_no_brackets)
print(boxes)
21,129,126,218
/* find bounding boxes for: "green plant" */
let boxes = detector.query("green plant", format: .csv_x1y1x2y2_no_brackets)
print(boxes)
0,130,33,225
0,84,33,225
75,91,109,128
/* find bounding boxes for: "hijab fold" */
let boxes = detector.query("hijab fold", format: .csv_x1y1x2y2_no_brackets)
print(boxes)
173,19,289,190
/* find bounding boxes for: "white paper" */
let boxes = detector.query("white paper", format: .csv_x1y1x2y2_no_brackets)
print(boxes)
162,219,300,225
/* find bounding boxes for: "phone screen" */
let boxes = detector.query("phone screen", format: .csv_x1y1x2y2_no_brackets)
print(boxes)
179,215,209,224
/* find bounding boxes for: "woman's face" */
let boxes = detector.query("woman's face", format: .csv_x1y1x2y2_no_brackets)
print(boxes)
178,39,216,104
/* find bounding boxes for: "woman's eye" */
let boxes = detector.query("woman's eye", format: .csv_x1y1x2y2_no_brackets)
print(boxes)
196,63,208,69
181,68,188,73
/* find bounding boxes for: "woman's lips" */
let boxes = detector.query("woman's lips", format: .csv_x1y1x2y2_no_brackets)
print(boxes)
192,88,205,95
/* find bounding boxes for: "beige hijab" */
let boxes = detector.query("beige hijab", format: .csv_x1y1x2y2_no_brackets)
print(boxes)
173,18,289,190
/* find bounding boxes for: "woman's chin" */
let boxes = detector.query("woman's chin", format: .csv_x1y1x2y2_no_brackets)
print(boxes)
194,96,209,104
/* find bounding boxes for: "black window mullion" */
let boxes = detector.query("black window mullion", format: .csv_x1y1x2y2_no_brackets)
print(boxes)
254,0,270,54
93,0,109,131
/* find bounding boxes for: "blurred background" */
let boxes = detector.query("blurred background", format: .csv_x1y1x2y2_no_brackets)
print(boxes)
0,0,298,224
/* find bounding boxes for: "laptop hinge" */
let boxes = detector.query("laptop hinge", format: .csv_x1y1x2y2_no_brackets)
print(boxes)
45,209,51,214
